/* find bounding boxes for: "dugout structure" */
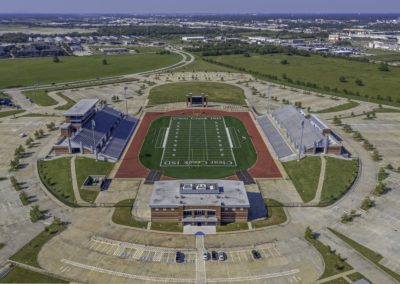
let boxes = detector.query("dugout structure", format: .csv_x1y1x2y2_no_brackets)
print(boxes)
186,93,208,107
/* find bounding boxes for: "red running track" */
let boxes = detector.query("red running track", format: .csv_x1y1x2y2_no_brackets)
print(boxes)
115,109,282,179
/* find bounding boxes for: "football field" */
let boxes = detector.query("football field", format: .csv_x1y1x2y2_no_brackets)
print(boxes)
159,116,237,167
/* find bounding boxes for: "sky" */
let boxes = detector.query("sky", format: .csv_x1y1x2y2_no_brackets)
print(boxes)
1,0,400,14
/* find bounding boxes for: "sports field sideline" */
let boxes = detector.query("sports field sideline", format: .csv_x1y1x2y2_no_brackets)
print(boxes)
159,116,238,167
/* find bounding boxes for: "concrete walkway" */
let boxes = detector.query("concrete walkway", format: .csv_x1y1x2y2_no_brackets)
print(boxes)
310,155,327,204
70,156,87,205
195,235,206,284
316,269,355,283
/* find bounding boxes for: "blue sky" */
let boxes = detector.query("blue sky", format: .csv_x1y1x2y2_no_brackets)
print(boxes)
1,0,400,14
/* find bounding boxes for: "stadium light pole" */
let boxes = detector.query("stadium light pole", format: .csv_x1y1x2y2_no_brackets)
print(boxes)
91,120,97,161
298,120,305,161
124,86,128,116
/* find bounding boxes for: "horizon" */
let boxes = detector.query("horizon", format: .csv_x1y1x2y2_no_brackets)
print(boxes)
2,0,400,14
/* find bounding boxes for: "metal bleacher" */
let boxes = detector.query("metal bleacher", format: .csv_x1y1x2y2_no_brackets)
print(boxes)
102,116,138,160
256,115,294,159
70,106,138,160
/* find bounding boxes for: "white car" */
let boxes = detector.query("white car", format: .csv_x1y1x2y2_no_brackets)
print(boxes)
202,251,209,260
218,251,226,261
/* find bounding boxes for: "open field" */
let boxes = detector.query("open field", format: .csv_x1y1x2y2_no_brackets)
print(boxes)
315,101,360,114
75,157,114,203
0,110,25,118
176,56,237,73
320,158,358,205
139,115,257,178
24,90,58,106
206,54,400,105
148,82,246,106
0,267,68,283
0,24,96,35
283,157,321,203
0,53,181,88
38,158,75,205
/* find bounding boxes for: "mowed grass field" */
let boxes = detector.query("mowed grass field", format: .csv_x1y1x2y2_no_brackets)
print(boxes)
207,54,400,104
140,116,257,178
148,82,246,105
0,53,181,88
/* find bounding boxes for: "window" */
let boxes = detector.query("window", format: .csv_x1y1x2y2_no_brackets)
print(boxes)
155,208,159,211
163,208,167,211
240,208,244,211
171,208,175,211
208,211,216,216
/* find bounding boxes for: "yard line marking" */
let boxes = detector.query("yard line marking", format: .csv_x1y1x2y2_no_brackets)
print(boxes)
203,120,209,160
160,117,172,167
222,117,237,166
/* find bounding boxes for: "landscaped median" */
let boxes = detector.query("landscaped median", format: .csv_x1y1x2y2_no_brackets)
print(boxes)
329,228,400,282
0,267,68,284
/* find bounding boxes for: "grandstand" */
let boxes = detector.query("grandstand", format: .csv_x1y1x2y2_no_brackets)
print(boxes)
53,100,138,161
270,105,346,156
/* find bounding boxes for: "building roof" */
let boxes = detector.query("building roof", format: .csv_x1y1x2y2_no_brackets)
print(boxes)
64,99,98,117
272,105,325,150
150,180,250,208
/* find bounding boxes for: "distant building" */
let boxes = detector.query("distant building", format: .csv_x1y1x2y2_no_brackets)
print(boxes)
150,180,250,226
182,36,206,42
99,47,131,55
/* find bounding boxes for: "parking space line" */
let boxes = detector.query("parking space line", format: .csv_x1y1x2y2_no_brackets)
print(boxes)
273,247,281,256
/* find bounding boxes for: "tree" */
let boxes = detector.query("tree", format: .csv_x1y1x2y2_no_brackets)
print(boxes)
373,182,387,196
372,150,380,161
46,217,64,234
30,205,43,223
355,79,364,86
46,122,56,131
361,196,375,211
353,131,363,141
280,59,288,65
53,56,60,63
19,191,29,206
378,63,389,72
102,58,108,65
10,176,22,191
342,124,353,133
304,226,314,239
25,137,34,148
339,76,347,83
9,158,19,172
14,145,25,158
333,116,342,125
378,168,388,181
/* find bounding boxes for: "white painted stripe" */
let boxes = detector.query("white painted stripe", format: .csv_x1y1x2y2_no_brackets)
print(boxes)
162,128,169,148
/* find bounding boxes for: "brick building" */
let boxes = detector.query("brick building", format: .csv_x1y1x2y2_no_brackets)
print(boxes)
149,180,250,226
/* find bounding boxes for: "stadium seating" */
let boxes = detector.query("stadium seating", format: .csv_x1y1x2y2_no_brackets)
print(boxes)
257,115,294,159
71,106,138,160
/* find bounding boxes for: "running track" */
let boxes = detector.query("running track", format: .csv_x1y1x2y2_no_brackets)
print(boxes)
115,109,281,179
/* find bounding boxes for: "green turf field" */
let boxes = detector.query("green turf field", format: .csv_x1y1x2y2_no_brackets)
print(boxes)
148,82,246,106
0,53,181,89
206,54,400,105
140,116,257,178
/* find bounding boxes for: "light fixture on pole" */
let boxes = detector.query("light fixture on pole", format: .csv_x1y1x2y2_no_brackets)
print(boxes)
298,120,305,161
124,86,128,116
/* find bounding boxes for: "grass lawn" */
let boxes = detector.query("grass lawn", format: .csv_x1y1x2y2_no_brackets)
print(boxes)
283,156,321,203
319,277,349,284
373,107,400,113
347,272,371,283
320,158,358,205
328,228,400,282
151,222,183,232
0,109,25,118
252,199,287,228
0,53,181,89
0,267,68,283
148,82,246,106
24,90,58,107
305,235,353,279
54,92,76,110
74,157,114,203
112,199,148,229
177,56,237,73
216,222,249,232
38,158,75,206
0,91,10,98
315,101,360,114
139,116,257,179
10,226,65,268
207,54,400,106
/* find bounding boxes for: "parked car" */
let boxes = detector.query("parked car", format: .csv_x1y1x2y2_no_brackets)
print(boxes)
175,251,185,263
218,251,226,261
252,250,261,259
211,251,218,260
202,251,209,260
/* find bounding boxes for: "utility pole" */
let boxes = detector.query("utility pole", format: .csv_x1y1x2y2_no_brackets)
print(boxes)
124,86,128,116
298,120,305,161
91,120,97,161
